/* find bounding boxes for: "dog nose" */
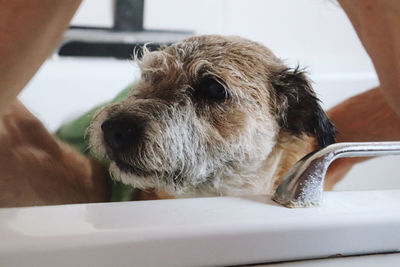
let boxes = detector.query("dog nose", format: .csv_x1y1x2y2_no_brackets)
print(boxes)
101,118,140,151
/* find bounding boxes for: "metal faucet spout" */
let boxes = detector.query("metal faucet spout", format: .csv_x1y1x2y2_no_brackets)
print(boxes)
272,142,400,208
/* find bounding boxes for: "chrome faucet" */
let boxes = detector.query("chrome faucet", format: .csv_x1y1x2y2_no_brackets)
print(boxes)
272,142,400,208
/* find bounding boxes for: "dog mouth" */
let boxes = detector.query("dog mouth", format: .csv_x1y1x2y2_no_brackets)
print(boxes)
101,136,159,178
113,158,156,177
113,157,186,186
100,137,148,176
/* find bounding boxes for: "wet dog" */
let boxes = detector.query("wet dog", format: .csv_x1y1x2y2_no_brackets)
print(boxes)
89,35,336,197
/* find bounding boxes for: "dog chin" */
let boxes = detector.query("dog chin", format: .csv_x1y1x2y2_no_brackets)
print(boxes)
109,162,148,186
108,161,196,195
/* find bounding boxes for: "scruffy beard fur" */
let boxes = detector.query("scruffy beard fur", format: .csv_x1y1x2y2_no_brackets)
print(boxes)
89,35,336,197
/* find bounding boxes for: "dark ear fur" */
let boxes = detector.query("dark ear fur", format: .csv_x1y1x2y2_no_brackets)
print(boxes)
272,67,337,147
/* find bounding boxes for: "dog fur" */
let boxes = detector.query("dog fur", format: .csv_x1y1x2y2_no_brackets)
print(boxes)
89,35,336,198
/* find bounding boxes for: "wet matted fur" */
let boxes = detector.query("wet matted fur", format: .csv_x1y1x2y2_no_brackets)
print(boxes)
89,35,336,197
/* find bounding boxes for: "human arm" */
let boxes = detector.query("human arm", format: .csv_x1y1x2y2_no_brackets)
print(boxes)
0,0,81,116
324,0,400,188
325,87,400,189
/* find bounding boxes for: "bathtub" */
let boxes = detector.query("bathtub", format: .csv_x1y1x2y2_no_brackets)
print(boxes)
0,57,398,266
1,191,400,266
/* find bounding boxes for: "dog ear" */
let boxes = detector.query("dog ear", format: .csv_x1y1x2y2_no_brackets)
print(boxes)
272,67,336,147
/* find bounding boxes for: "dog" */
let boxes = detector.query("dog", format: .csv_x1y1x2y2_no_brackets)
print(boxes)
89,35,337,198
0,35,337,207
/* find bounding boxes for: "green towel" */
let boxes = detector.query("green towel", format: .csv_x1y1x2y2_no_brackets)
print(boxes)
55,83,137,202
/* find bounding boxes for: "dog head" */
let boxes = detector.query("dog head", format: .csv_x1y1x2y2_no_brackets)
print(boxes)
89,35,336,196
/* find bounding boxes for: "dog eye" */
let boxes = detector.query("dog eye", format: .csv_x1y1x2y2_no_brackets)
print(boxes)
200,78,228,100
